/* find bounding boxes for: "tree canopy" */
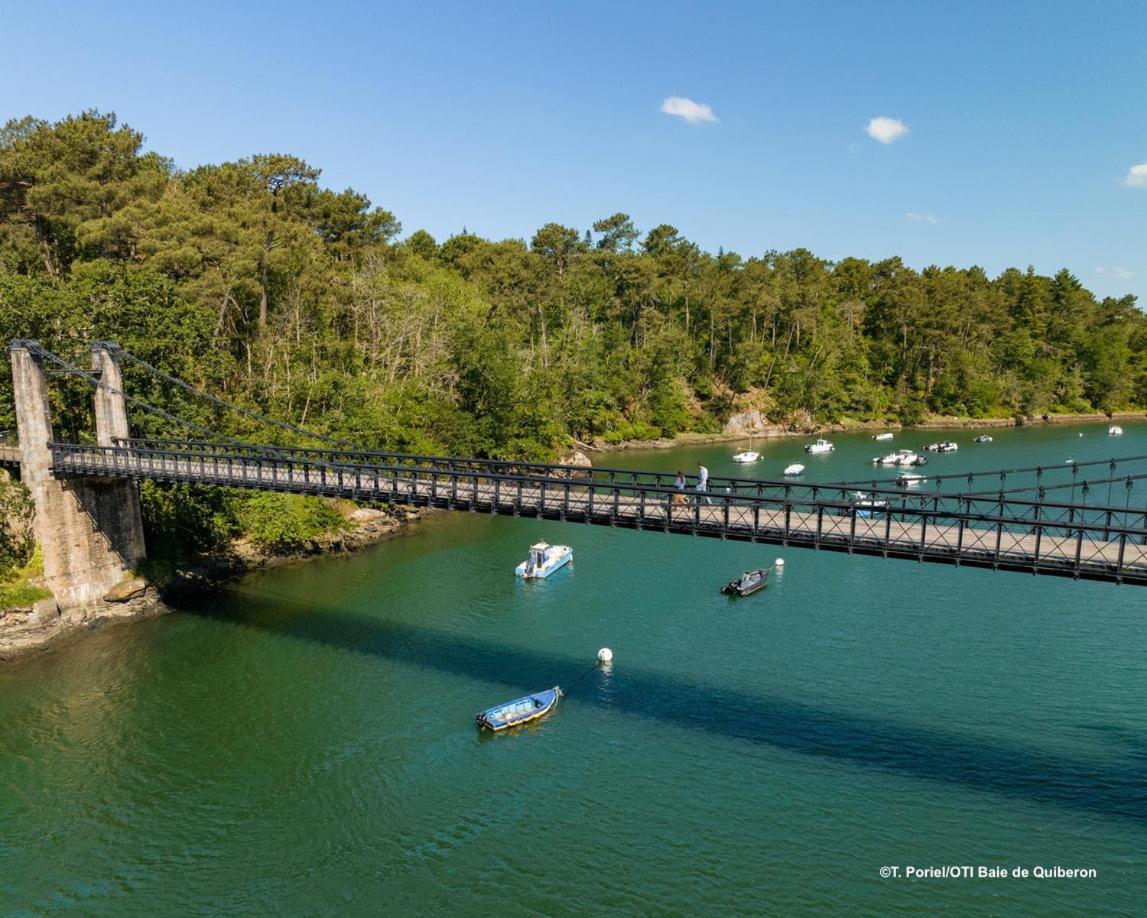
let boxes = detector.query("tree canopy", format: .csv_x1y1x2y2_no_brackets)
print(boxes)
2,110,1145,464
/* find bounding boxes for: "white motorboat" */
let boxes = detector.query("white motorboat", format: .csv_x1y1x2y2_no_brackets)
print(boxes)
873,433,894,442
804,438,834,454
1109,425,1123,436
973,434,993,443
924,441,958,452
852,491,888,518
874,449,924,467
515,542,573,579
896,472,927,486
783,463,805,476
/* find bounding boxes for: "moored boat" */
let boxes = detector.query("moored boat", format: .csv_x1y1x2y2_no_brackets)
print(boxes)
924,441,958,452
873,432,894,441
897,472,926,486
973,434,993,443
1109,425,1123,436
804,438,834,454
874,449,924,467
783,462,805,476
732,435,760,462
515,542,573,579
720,568,769,597
476,686,562,731
852,491,888,518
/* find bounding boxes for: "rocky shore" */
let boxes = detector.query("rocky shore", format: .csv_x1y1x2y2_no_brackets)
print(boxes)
584,410,1145,453
0,504,430,663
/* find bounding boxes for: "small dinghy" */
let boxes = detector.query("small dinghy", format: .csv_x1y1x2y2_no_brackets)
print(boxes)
515,542,572,579
476,687,562,731
873,432,894,441
1109,425,1123,436
783,462,805,476
721,568,769,597
897,471,927,486
973,434,993,443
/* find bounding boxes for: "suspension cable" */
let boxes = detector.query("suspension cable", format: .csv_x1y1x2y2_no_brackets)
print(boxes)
26,343,270,450
103,343,358,448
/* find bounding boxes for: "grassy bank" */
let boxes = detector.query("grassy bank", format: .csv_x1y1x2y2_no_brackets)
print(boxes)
0,549,50,612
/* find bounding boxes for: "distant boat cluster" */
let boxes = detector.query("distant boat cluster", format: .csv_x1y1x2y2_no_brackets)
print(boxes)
727,422,1130,487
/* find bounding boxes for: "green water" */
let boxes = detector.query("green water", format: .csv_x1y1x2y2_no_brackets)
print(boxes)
2,422,1146,915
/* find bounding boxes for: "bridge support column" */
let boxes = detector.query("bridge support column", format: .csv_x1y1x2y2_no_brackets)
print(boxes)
10,342,145,610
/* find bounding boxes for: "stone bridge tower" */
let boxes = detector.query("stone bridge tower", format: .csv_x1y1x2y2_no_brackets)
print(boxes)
9,341,146,610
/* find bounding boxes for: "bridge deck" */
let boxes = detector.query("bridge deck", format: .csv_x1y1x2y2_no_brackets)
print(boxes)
45,443,1147,586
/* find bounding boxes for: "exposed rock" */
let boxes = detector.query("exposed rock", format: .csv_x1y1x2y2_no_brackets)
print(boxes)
723,410,767,435
349,507,389,523
555,450,592,479
560,450,593,469
103,577,148,603
31,596,60,623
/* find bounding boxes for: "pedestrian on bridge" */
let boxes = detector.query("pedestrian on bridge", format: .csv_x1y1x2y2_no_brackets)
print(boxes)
696,462,712,505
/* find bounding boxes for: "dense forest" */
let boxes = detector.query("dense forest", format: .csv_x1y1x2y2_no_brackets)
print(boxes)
1,111,1145,558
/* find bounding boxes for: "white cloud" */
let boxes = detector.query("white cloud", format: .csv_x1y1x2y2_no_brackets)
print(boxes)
866,116,909,144
660,96,718,124
1124,162,1147,188
907,211,939,224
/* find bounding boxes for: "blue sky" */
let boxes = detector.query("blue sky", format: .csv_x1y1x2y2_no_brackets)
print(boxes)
2,0,1145,303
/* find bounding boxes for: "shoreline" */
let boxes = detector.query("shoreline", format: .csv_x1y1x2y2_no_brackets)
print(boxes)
585,411,1144,453
0,506,431,663
3,409,1141,659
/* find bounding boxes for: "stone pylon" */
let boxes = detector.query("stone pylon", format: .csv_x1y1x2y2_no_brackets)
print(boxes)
9,341,146,610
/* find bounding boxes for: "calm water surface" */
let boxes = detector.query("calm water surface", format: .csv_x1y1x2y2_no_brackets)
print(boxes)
2,423,1146,915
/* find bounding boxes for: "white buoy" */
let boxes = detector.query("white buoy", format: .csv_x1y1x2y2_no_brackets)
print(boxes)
774,558,785,567
597,647,613,664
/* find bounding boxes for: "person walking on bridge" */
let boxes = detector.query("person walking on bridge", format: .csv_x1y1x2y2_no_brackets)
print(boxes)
696,461,712,505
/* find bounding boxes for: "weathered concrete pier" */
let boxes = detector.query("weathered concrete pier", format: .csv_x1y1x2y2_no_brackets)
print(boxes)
9,342,145,609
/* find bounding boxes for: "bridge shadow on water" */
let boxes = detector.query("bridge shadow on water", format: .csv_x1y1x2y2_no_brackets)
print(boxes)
176,592,1147,825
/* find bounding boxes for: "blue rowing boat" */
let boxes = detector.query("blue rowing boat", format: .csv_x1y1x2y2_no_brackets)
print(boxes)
475,686,562,731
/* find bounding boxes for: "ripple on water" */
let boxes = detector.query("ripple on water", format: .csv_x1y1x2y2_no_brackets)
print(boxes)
3,448,1147,913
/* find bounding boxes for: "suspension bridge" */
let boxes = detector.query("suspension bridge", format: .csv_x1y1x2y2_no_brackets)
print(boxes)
5,339,1147,609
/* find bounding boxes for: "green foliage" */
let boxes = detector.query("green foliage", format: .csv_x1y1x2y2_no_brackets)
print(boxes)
0,544,49,611
0,579,51,610
0,474,34,576
138,482,234,560
232,493,348,547
0,109,1145,518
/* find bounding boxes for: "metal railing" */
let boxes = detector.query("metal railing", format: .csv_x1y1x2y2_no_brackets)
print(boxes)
48,440,1147,586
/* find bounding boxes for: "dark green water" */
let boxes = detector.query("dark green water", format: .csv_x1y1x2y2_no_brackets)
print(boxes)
2,423,1146,915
